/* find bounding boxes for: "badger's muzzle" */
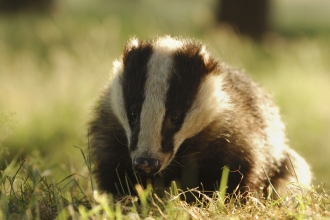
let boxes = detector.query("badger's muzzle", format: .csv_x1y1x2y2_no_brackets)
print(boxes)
133,157,160,175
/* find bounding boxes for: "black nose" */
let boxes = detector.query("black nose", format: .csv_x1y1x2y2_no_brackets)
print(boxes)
133,158,160,175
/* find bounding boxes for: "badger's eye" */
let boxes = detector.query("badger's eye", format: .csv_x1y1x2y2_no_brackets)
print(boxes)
131,112,136,121
131,111,137,121
170,113,180,123
130,108,138,121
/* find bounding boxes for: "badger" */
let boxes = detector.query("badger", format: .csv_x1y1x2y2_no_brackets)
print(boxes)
89,36,311,198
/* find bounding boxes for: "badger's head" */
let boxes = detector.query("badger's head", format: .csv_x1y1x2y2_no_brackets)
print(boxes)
110,36,230,175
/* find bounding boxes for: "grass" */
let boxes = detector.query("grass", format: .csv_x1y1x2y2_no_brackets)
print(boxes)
1,0,330,218
1,153,330,219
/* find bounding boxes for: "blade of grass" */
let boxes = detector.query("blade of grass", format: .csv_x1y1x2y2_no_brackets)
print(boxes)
73,145,95,192
9,159,25,198
262,166,281,200
219,165,230,203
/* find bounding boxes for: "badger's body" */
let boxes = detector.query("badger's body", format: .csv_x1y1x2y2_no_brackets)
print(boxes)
89,36,311,197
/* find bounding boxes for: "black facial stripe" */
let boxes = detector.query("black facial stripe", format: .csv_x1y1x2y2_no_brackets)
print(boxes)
161,43,212,153
122,43,153,151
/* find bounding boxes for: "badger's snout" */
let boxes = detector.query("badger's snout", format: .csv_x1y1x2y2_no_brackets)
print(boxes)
133,157,160,175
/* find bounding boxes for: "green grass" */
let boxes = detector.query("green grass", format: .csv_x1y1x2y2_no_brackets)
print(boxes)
1,0,330,218
1,154,330,219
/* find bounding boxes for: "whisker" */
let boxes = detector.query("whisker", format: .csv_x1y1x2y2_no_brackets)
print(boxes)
169,159,182,167
176,145,192,156
112,133,128,147
175,151,201,158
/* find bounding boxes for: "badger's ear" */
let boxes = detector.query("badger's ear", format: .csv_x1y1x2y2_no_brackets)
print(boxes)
124,37,140,55
112,59,124,78
199,45,218,74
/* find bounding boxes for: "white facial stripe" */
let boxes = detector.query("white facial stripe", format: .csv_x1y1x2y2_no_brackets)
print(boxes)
133,37,183,160
110,36,184,153
174,73,231,150
154,35,183,52
110,60,132,145
134,50,173,158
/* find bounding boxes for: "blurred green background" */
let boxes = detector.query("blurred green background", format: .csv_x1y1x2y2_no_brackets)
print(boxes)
0,0,329,186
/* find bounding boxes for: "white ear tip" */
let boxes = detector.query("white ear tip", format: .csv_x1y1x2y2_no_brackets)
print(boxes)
126,37,139,50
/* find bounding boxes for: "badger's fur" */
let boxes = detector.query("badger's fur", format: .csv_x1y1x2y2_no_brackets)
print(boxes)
89,36,311,197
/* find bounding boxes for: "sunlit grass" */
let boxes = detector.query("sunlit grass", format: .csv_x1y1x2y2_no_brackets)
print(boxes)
1,153,330,219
